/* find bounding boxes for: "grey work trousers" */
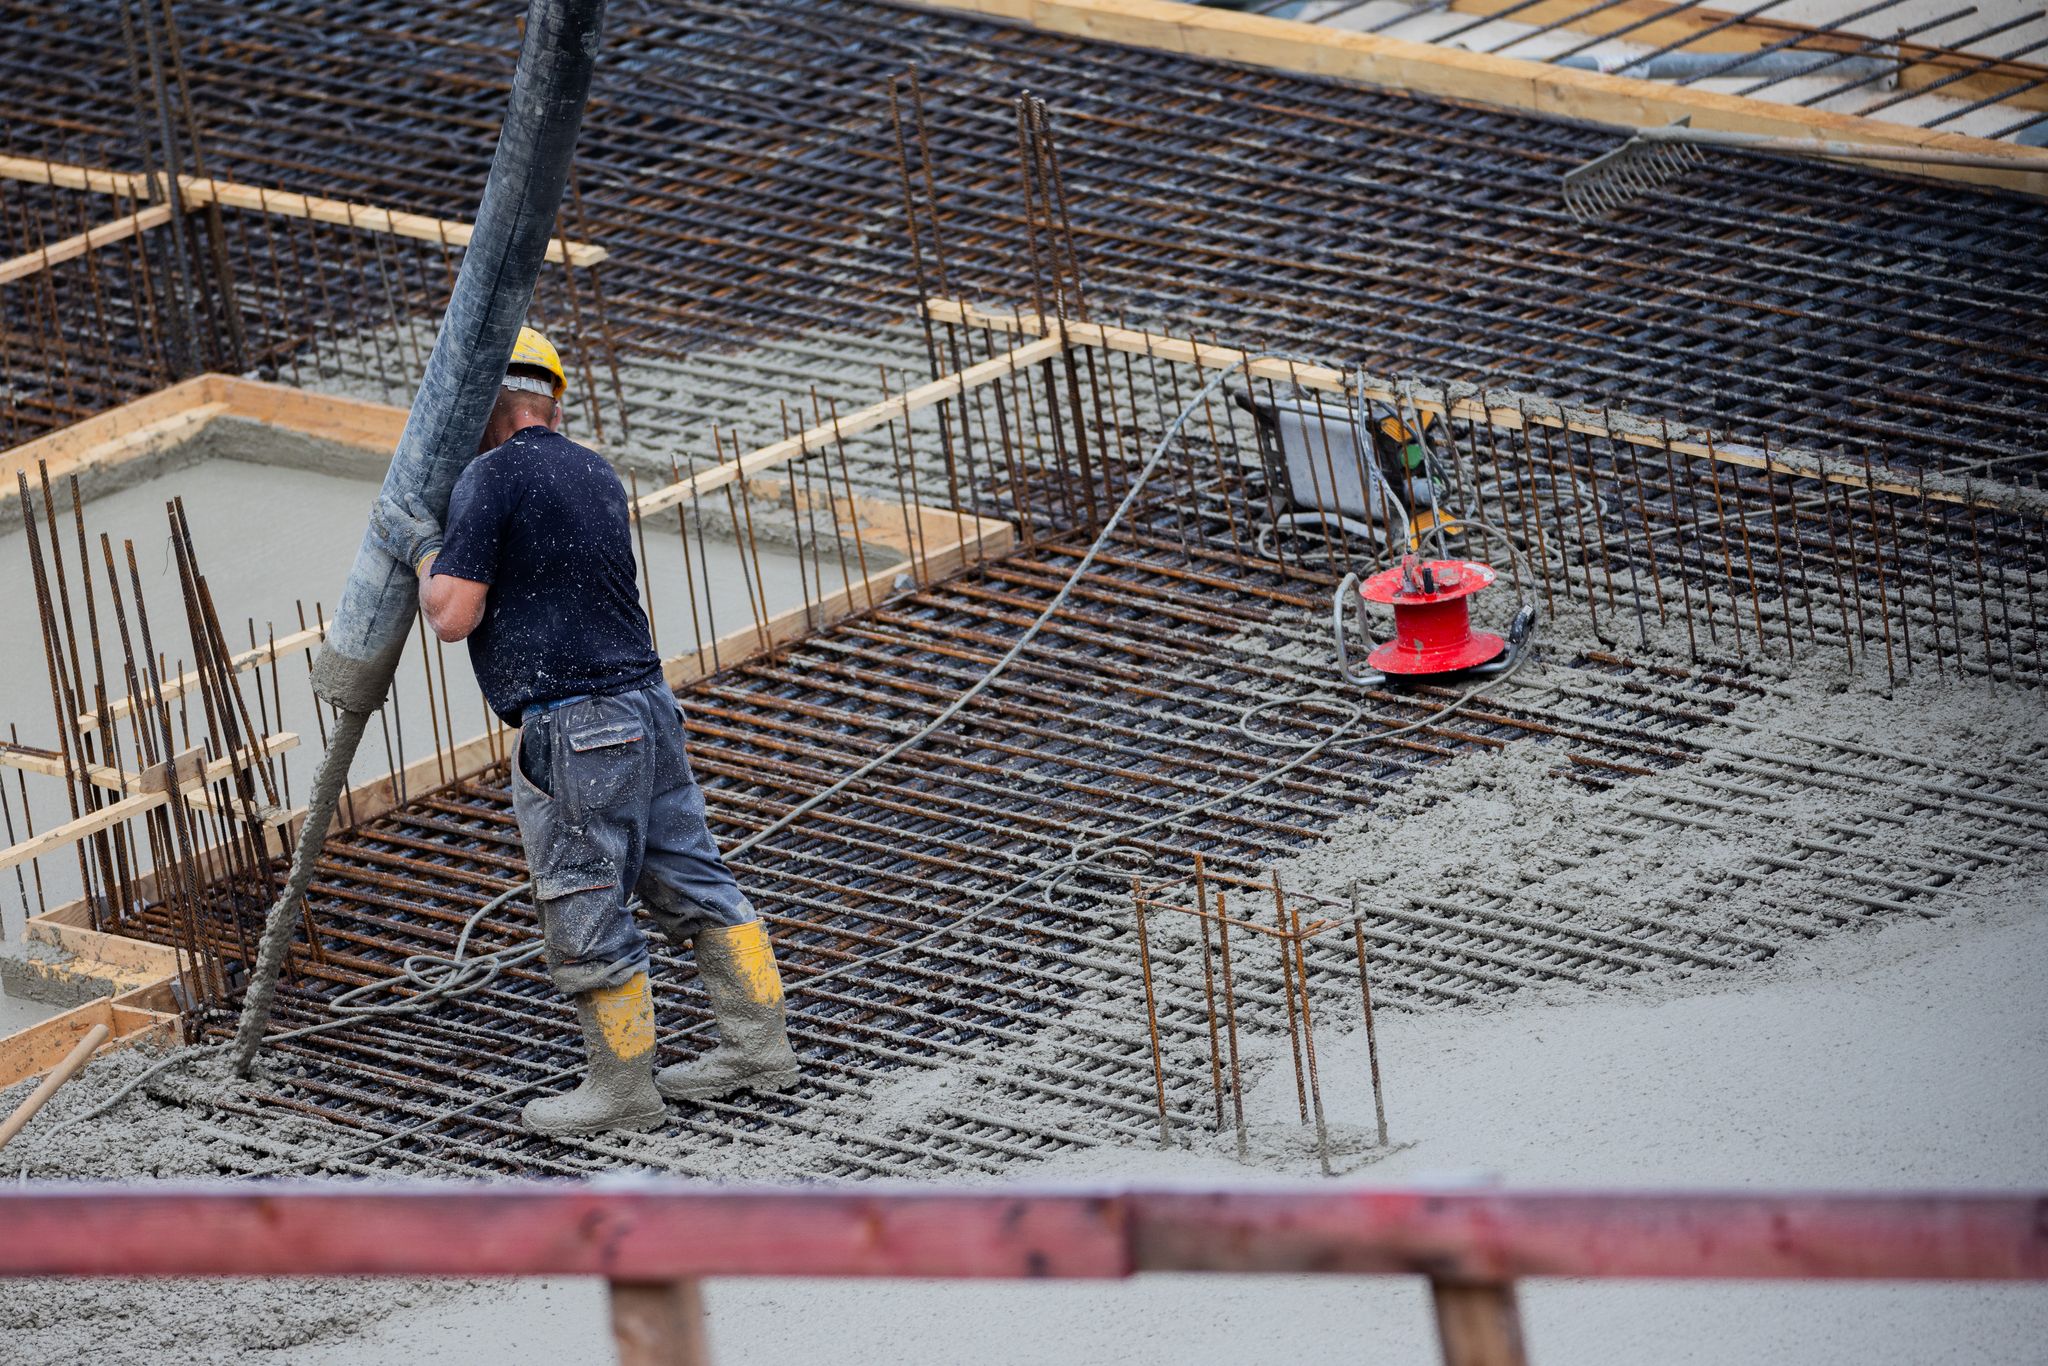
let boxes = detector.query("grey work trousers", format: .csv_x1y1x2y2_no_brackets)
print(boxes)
510,681,755,996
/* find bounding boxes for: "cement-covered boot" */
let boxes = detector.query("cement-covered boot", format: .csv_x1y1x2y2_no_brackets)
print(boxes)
521,972,668,1136
656,921,799,1101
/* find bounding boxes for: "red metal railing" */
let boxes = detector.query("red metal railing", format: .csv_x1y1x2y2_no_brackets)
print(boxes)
3,1184,2042,1364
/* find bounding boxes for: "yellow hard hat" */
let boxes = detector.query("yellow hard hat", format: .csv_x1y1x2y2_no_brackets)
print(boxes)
506,325,566,400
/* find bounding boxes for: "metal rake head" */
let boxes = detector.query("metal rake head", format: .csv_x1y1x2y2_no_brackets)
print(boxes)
1562,136,1709,221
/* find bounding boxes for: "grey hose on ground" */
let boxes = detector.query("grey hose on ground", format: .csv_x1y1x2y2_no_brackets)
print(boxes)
228,0,610,1077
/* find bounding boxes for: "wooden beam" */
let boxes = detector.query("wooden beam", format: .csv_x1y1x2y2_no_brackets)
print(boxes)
0,733,299,872
0,154,150,198
0,203,173,286
0,156,606,266
1436,0,2048,113
182,176,608,268
910,0,2048,198
929,298,2045,516
213,374,409,453
632,332,1067,520
78,623,325,733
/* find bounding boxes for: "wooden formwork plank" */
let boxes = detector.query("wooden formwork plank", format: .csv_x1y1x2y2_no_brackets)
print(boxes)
929,298,2047,516
911,0,2048,198
0,997,177,1090
0,156,605,266
24,917,185,986
0,374,228,508
1437,0,2048,113
0,202,174,286
183,176,607,267
0,154,150,198
213,375,409,453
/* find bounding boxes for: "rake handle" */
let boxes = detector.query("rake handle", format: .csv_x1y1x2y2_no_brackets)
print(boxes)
1632,124,2029,170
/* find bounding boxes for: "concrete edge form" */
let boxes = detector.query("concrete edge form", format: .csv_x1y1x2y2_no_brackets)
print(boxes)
907,0,2048,198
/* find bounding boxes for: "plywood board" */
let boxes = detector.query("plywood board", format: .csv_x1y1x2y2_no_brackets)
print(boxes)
1438,0,2048,112
912,0,2048,198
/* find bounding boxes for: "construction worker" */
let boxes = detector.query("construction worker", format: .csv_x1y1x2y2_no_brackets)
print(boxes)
368,325,799,1136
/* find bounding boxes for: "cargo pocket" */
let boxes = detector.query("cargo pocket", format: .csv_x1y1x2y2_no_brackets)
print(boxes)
533,863,617,902
531,866,625,981
563,702,647,819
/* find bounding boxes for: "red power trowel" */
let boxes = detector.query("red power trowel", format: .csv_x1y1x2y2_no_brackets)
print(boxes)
1334,553,1535,688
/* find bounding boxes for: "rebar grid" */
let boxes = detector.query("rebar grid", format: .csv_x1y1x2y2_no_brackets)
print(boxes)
1,0,2044,479
3,4,2043,1174
108,454,2047,1176
9,261,2044,1172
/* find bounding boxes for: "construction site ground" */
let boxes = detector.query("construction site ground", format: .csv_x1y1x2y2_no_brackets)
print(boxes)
5,858,2042,1363
5,597,2045,1359
2,0,2045,1358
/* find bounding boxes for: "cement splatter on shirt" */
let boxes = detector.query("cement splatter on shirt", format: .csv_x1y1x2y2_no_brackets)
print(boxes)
434,425,662,724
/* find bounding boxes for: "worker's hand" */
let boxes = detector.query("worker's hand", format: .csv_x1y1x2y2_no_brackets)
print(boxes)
368,493,444,577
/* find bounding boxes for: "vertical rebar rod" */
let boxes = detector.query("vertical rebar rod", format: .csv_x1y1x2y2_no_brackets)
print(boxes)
1131,877,1172,1149
1193,854,1226,1133
1272,868,1309,1125
1216,889,1248,1159
1287,884,1333,1177
1352,901,1390,1150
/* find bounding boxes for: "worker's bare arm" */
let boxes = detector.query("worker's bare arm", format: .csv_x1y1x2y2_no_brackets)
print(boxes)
418,560,489,642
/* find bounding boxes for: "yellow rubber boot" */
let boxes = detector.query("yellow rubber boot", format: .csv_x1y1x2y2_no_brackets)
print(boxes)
521,971,667,1136
655,922,799,1102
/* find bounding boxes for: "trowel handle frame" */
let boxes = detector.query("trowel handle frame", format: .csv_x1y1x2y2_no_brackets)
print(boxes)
1332,572,1387,688
1461,603,1538,678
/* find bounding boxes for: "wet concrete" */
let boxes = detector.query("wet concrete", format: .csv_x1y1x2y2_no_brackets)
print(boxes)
0,986,63,1032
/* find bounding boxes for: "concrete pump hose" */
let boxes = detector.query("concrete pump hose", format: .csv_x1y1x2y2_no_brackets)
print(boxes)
229,707,370,1075
228,0,609,1077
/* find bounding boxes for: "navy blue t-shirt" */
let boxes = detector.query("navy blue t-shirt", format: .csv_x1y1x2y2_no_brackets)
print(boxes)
433,426,662,725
